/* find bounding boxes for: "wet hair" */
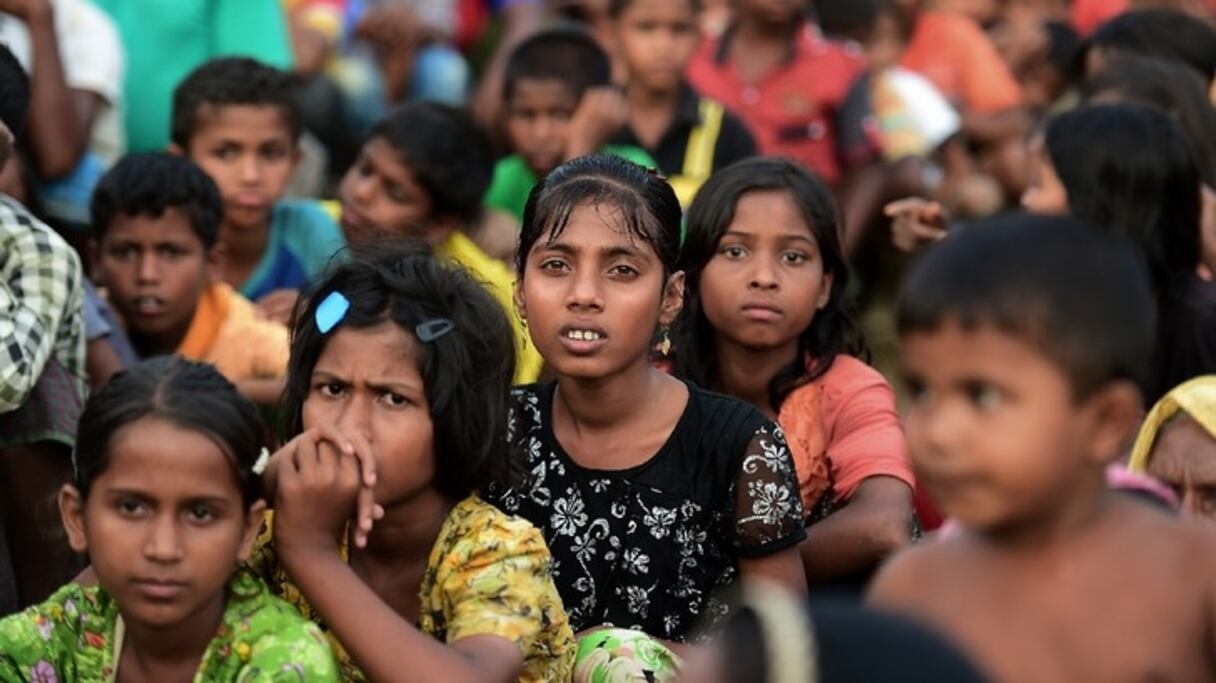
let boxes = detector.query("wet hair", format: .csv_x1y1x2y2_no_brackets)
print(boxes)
502,28,612,103
1042,104,1201,293
675,158,867,411
91,152,223,248
1082,56,1216,187
0,44,28,137
369,103,494,225
72,357,269,507
171,56,302,148
1088,9,1216,83
608,0,700,17
897,214,1157,400
284,241,518,499
516,153,682,277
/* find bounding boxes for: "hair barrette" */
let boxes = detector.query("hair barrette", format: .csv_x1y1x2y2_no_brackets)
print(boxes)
252,447,271,476
315,291,350,334
416,318,455,343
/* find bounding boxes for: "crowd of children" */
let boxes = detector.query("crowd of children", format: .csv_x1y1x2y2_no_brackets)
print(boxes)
0,0,1215,681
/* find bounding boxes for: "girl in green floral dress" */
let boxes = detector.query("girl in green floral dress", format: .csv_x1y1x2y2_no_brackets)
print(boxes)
0,357,337,682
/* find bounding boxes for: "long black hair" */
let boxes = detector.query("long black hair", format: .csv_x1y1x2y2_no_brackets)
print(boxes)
674,157,867,411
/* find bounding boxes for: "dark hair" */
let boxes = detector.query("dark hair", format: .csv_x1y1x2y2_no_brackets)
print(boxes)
0,44,29,137
1082,56,1216,187
1088,9,1216,82
897,214,1157,399
370,103,494,226
1043,21,1083,84
502,28,612,103
814,0,911,41
90,152,223,248
73,357,269,507
1043,104,1201,293
608,0,700,17
675,158,866,411
284,241,518,499
516,154,682,277
171,56,301,148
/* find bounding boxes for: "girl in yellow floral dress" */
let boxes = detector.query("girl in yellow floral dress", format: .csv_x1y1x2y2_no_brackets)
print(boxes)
251,242,576,683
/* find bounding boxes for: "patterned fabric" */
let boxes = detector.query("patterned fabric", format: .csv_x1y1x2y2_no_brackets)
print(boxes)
0,567,338,682
248,495,576,683
573,628,680,683
488,382,806,643
0,195,85,442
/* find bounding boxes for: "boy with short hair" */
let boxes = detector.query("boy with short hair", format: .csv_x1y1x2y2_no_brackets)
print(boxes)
90,152,289,405
484,27,657,224
870,213,1216,683
171,57,345,324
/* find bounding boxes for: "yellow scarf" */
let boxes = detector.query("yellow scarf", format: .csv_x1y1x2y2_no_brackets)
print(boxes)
1129,376,1216,471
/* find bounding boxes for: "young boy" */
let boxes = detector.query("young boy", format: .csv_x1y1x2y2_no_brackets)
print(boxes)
171,57,345,324
90,153,289,405
870,214,1216,683
484,27,657,224
608,0,757,207
338,102,543,384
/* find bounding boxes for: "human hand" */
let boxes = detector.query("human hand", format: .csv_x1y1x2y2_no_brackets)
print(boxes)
565,86,629,161
256,289,300,326
885,197,950,253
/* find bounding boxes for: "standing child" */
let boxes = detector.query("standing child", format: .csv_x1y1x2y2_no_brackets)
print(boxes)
607,0,757,207
0,357,338,681
674,158,916,589
488,154,807,649
869,214,1216,683
90,153,290,405
171,57,346,325
251,243,576,683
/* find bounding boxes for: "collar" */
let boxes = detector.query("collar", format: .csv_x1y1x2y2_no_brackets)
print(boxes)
673,82,702,126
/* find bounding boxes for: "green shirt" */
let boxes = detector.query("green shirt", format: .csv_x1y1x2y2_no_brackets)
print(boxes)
91,0,294,152
484,145,659,222
0,568,338,682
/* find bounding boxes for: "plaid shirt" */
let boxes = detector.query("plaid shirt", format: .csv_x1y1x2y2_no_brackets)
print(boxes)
0,195,85,445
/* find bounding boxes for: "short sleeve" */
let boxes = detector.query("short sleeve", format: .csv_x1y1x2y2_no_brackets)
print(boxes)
730,422,807,557
0,583,97,680
824,368,916,501
279,201,346,278
240,620,338,682
56,0,125,104
957,23,1021,113
248,319,290,380
484,156,535,222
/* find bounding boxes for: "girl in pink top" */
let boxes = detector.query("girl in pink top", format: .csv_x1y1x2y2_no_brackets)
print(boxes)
673,157,916,587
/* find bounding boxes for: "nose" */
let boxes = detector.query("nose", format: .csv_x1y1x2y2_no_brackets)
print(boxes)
566,266,604,312
335,392,373,440
346,171,376,205
238,153,261,185
136,252,159,285
748,255,779,291
910,395,963,465
144,513,183,563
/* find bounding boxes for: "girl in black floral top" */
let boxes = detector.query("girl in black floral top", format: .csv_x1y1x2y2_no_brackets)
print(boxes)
487,154,807,646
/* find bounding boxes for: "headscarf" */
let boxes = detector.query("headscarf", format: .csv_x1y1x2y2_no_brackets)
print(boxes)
1128,375,1216,471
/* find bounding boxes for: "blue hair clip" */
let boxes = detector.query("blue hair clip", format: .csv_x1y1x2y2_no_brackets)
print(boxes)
416,318,455,343
315,291,350,334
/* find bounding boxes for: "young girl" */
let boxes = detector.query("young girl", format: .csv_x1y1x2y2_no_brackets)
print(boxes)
674,158,916,588
251,242,575,683
487,154,807,648
0,357,337,681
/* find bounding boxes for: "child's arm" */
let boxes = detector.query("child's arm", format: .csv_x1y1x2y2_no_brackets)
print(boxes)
255,289,300,327
564,86,629,161
235,377,286,407
732,423,810,597
800,477,915,581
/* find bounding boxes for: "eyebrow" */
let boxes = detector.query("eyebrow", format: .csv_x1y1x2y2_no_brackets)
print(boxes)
312,371,424,395
538,241,648,260
722,229,817,245
102,488,233,506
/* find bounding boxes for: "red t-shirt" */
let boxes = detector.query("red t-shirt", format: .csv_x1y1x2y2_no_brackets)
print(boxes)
900,11,1022,114
687,23,863,185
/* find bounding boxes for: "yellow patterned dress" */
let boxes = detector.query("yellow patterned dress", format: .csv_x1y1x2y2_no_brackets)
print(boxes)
248,494,576,683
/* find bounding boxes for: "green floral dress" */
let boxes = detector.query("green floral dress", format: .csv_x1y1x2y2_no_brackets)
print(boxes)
249,494,576,683
0,567,338,682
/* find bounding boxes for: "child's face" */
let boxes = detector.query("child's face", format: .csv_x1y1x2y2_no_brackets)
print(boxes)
614,0,698,94
60,416,262,631
301,322,437,508
1146,415,1216,521
338,137,434,244
505,78,580,177
1020,137,1069,216
698,189,831,357
181,104,299,233
865,12,907,72
901,321,1108,532
517,202,684,380
95,208,216,351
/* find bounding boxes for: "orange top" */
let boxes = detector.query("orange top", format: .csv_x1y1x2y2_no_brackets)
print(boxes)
177,282,289,383
778,355,915,511
900,11,1022,114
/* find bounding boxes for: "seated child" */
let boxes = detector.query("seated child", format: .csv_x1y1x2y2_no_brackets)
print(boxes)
0,357,337,681
485,27,657,224
337,102,543,383
675,158,917,589
250,243,575,682
90,153,290,405
869,214,1216,683
171,57,346,324
1129,376,1216,521
607,0,757,207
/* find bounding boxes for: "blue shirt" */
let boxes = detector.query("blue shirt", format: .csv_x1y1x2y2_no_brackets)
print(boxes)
241,200,346,302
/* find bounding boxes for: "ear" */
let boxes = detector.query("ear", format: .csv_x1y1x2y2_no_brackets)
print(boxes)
816,272,834,311
166,142,185,157
236,499,268,563
513,279,527,323
424,214,459,248
59,484,90,554
659,271,686,326
206,242,226,284
1080,380,1144,465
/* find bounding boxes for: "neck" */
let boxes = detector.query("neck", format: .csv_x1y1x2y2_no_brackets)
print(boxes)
129,322,194,358
713,334,799,418
553,356,666,432
220,222,269,266
979,472,1115,553
626,81,679,111
358,487,453,564
119,590,225,676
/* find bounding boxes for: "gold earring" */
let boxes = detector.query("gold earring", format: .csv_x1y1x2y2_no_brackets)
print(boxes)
659,326,672,357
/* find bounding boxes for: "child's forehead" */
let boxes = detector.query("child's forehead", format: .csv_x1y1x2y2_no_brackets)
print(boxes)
104,207,206,245
189,101,295,140
508,78,580,105
899,317,1066,378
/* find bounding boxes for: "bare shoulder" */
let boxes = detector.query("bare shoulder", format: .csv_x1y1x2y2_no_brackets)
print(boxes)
867,537,974,609
1108,499,1216,579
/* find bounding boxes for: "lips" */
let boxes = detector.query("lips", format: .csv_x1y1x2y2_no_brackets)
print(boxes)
558,323,608,355
129,296,166,317
132,578,189,601
741,301,784,322
232,193,269,210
